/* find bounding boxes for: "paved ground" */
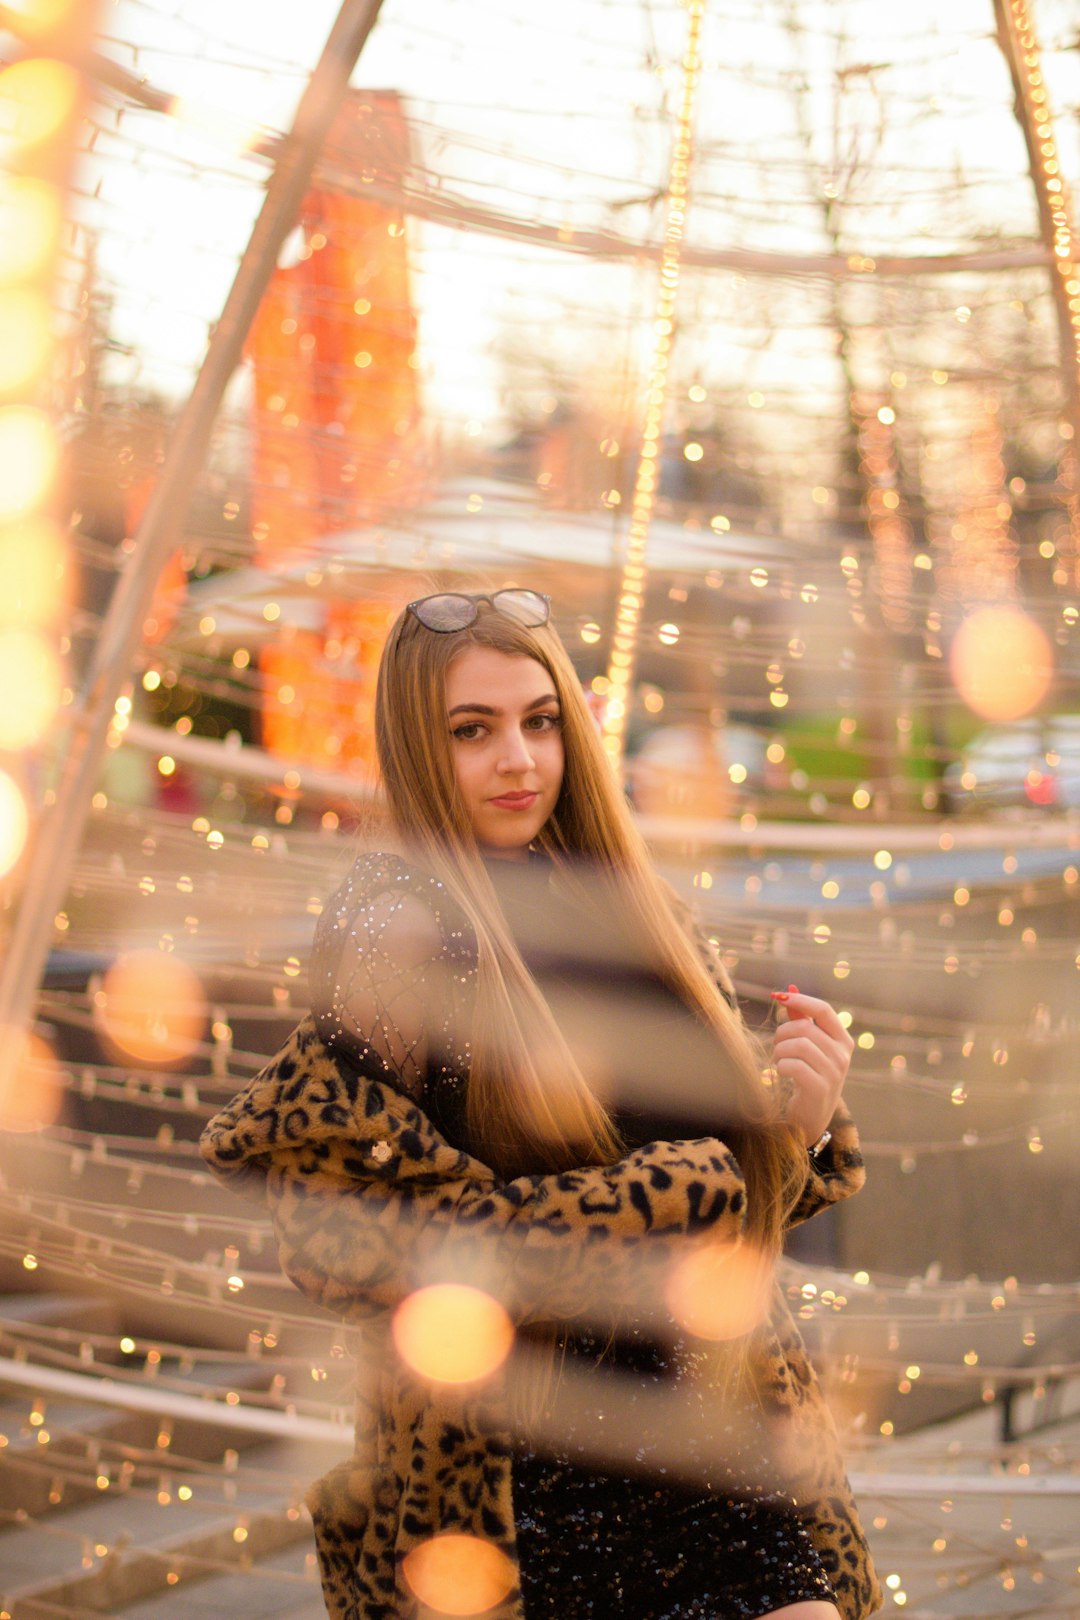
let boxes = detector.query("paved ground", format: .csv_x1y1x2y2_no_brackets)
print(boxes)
851,1377,1080,1619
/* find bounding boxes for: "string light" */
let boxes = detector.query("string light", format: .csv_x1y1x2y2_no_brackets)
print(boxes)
601,0,705,763
998,0,1080,587
855,395,914,632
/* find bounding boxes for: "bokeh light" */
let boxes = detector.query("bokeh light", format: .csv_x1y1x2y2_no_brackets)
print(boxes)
2,0,83,36
168,96,261,156
0,406,59,519
0,177,61,281
664,1239,773,1341
0,288,52,393
0,518,66,624
392,1283,514,1384
402,1533,517,1616
94,951,209,1067
0,58,80,152
0,629,61,748
949,606,1053,721
0,1028,62,1133
0,768,29,877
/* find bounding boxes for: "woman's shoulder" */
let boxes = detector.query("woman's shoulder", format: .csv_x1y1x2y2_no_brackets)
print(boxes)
314,849,470,962
335,847,438,895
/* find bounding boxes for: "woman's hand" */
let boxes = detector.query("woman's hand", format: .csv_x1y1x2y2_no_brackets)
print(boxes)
771,987,854,1147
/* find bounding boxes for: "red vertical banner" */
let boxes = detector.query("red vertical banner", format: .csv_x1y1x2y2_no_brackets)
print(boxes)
259,598,401,777
248,91,421,774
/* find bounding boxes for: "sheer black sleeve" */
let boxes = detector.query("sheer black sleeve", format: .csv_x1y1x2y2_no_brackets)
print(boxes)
309,855,471,1102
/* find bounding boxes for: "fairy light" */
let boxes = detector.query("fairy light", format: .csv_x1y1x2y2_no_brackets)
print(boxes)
601,0,705,763
997,0,1080,585
954,397,1019,603
166,95,260,157
0,13,94,956
0,406,58,519
855,394,914,631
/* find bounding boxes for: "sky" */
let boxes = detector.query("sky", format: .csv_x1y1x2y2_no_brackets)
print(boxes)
61,0,1080,467
87,0,682,423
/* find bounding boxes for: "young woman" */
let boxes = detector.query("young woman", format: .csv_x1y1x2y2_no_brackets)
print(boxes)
202,588,881,1620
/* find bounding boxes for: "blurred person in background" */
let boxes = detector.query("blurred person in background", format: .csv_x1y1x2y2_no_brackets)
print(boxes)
202,588,881,1620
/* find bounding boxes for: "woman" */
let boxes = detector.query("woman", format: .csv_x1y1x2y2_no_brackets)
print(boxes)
201,588,881,1620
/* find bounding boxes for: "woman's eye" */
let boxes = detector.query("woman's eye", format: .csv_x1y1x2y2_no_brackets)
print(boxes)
451,713,560,741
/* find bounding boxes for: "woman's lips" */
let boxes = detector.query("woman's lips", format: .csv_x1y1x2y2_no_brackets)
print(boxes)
489,791,538,810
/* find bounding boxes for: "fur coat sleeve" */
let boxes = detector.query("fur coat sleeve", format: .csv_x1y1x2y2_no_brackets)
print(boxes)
201,1014,756,1330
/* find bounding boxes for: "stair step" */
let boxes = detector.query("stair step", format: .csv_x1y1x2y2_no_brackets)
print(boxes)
0,1293,121,1336
0,1437,321,1613
112,1534,326,1619
0,1360,305,1522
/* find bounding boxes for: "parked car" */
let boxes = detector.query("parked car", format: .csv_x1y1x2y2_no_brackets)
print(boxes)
943,715,1080,811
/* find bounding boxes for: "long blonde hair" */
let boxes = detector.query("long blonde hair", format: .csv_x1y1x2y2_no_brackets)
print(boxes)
372,594,807,1266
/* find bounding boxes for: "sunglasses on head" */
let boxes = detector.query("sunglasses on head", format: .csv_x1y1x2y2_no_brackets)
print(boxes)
406,589,551,633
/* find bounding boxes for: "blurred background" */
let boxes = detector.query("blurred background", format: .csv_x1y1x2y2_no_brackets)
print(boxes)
1,0,1079,1614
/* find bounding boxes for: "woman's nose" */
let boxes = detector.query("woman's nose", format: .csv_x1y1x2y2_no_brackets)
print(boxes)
497,728,535,773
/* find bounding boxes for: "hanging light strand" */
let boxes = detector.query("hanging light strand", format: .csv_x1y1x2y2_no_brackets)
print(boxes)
996,0,1080,586
601,0,706,763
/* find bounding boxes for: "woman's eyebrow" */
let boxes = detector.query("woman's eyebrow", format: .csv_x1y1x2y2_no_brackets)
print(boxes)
448,692,559,718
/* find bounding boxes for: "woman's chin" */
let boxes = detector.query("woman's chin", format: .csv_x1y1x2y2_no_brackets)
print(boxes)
480,838,533,862
477,824,537,860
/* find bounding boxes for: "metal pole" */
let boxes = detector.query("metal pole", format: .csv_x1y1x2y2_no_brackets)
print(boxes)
0,0,387,1049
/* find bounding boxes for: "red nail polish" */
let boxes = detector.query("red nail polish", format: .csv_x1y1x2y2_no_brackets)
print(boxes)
770,991,789,1002
787,983,799,993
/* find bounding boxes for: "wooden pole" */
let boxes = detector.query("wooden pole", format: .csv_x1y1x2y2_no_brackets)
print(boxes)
0,0,387,1054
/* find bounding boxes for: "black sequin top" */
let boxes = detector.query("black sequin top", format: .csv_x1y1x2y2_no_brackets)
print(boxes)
310,851,836,1619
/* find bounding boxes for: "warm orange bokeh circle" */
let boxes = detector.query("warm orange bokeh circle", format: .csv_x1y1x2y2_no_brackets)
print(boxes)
94,951,208,1067
949,606,1053,722
0,57,80,150
392,1283,514,1385
402,1533,517,1616
0,1030,62,1133
663,1239,773,1341
0,769,28,878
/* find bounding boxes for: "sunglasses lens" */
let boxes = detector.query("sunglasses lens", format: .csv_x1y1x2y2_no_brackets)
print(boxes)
492,589,549,626
412,594,476,631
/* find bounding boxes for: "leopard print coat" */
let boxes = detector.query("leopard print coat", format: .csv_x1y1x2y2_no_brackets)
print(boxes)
202,1013,881,1620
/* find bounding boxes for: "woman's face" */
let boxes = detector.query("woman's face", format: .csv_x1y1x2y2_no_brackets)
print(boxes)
444,646,565,859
